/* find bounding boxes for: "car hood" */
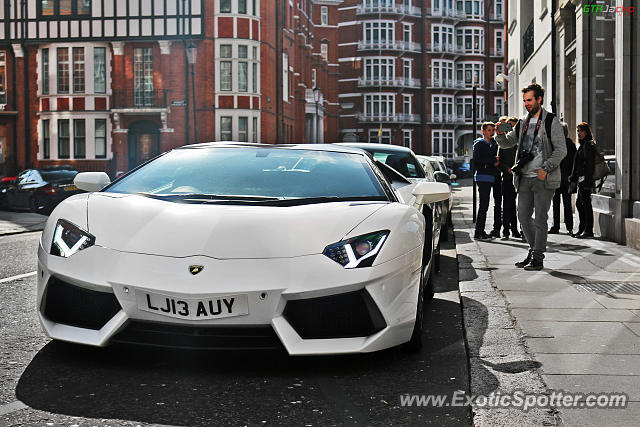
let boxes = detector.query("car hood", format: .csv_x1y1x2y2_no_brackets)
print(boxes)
86,193,388,258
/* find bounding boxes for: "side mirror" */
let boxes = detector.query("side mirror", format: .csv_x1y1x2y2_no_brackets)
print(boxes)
434,171,452,184
74,172,111,192
412,181,450,205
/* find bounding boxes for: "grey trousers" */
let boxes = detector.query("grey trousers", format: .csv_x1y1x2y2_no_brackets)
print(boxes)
517,177,556,261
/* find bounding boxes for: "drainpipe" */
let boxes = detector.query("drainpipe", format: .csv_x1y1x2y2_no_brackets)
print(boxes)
551,0,557,114
21,0,30,168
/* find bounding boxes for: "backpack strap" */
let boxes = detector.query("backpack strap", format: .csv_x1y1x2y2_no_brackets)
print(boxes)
545,112,556,152
514,120,520,137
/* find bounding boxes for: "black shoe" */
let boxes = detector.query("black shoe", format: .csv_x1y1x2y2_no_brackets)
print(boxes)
548,227,560,234
474,232,494,241
578,232,594,239
490,229,501,239
501,233,510,241
511,230,522,239
515,253,532,268
567,229,573,236
524,259,544,271
571,230,585,238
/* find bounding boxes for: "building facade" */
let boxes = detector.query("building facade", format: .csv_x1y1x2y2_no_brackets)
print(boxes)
0,0,341,177
336,0,506,157
505,0,640,249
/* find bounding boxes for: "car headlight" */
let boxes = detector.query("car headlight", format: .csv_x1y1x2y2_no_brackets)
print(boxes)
323,230,389,268
50,219,95,257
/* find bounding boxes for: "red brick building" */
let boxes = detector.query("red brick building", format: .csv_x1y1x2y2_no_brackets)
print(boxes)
0,0,340,177
0,0,506,177
337,0,506,157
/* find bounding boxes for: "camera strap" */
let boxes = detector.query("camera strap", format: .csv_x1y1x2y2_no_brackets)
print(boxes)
521,114,544,145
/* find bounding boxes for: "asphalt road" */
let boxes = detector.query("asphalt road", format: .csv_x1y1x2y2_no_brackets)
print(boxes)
0,229,471,426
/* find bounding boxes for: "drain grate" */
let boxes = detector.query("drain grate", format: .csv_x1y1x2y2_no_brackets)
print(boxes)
575,281,640,295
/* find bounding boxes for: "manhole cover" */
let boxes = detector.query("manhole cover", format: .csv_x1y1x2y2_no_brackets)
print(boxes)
575,281,640,295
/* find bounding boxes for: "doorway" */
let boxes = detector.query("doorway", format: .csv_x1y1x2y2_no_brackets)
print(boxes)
127,120,160,170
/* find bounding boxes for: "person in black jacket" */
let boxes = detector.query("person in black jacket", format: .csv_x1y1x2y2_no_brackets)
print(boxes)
570,122,596,239
473,122,499,240
549,122,577,235
496,116,522,240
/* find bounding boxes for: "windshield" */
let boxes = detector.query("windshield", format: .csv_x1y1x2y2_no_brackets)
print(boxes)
367,151,425,179
39,169,78,182
105,147,387,201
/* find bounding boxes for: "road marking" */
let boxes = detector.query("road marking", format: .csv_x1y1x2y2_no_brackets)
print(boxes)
0,271,37,284
0,400,27,416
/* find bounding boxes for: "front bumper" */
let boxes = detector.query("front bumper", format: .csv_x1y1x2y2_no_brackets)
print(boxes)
37,243,423,355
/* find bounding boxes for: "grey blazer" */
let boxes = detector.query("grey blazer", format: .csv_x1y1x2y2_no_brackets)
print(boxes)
494,108,567,190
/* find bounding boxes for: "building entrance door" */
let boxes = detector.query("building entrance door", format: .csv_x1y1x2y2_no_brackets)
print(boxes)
128,120,160,170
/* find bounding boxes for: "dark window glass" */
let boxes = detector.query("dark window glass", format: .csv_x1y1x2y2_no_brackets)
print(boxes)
58,120,70,158
42,49,49,94
73,47,85,93
239,0,247,14
94,47,106,93
220,0,231,13
74,119,86,158
57,48,69,93
95,119,107,158
43,120,50,159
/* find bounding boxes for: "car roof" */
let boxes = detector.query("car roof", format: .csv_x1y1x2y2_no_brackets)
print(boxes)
176,142,370,156
336,142,415,154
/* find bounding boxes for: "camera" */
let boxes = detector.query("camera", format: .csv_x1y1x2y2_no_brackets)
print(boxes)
511,151,535,175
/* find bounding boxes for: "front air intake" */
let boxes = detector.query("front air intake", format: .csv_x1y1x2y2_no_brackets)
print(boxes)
283,289,386,339
43,277,121,330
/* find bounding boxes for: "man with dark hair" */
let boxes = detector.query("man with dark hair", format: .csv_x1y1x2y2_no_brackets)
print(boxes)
496,116,522,240
495,83,567,270
549,122,577,235
473,122,499,240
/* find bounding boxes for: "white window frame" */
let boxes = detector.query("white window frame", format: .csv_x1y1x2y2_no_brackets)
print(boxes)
494,0,503,18
403,94,412,114
432,130,454,157
363,21,395,44
456,26,484,54
368,128,392,144
364,57,395,82
38,114,111,160
494,29,504,55
321,6,328,25
282,52,289,101
432,59,455,87
431,24,454,51
456,61,484,87
456,96,485,121
311,68,317,88
364,93,395,118
494,63,504,89
320,43,328,61
403,59,412,80
403,129,412,149
403,23,412,43
494,96,506,117
432,95,454,121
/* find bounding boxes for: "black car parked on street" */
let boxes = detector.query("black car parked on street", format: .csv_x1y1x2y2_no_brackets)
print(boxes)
5,166,84,214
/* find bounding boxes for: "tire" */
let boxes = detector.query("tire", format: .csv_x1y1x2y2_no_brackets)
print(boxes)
434,240,441,273
30,196,45,214
404,265,425,352
440,223,449,241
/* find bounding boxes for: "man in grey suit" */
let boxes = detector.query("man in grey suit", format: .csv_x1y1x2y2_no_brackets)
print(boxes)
495,84,567,270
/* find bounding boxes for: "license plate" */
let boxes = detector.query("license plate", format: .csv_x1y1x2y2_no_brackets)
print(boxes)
136,291,249,320
63,184,78,191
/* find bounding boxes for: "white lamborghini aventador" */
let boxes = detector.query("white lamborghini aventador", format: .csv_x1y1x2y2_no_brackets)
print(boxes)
36,143,449,355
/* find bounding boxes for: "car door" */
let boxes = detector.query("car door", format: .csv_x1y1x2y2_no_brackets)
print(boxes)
9,170,31,209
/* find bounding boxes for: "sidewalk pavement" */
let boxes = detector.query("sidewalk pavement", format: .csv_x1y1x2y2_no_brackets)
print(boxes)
452,181,640,426
0,210,48,236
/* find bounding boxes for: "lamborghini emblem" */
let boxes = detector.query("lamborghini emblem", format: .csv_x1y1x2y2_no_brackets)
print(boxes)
189,265,204,275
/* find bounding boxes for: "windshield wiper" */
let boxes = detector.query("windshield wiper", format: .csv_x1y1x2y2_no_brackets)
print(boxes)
137,193,284,202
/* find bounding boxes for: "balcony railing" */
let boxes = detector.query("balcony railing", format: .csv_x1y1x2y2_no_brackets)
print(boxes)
428,114,486,124
358,78,421,88
356,113,420,124
112,89,169,109
425,43,465,54
425,8,466,19
356,4,421,17
490,47,504,57
358,40,421,53
426,78,456,89
489,12,504,21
